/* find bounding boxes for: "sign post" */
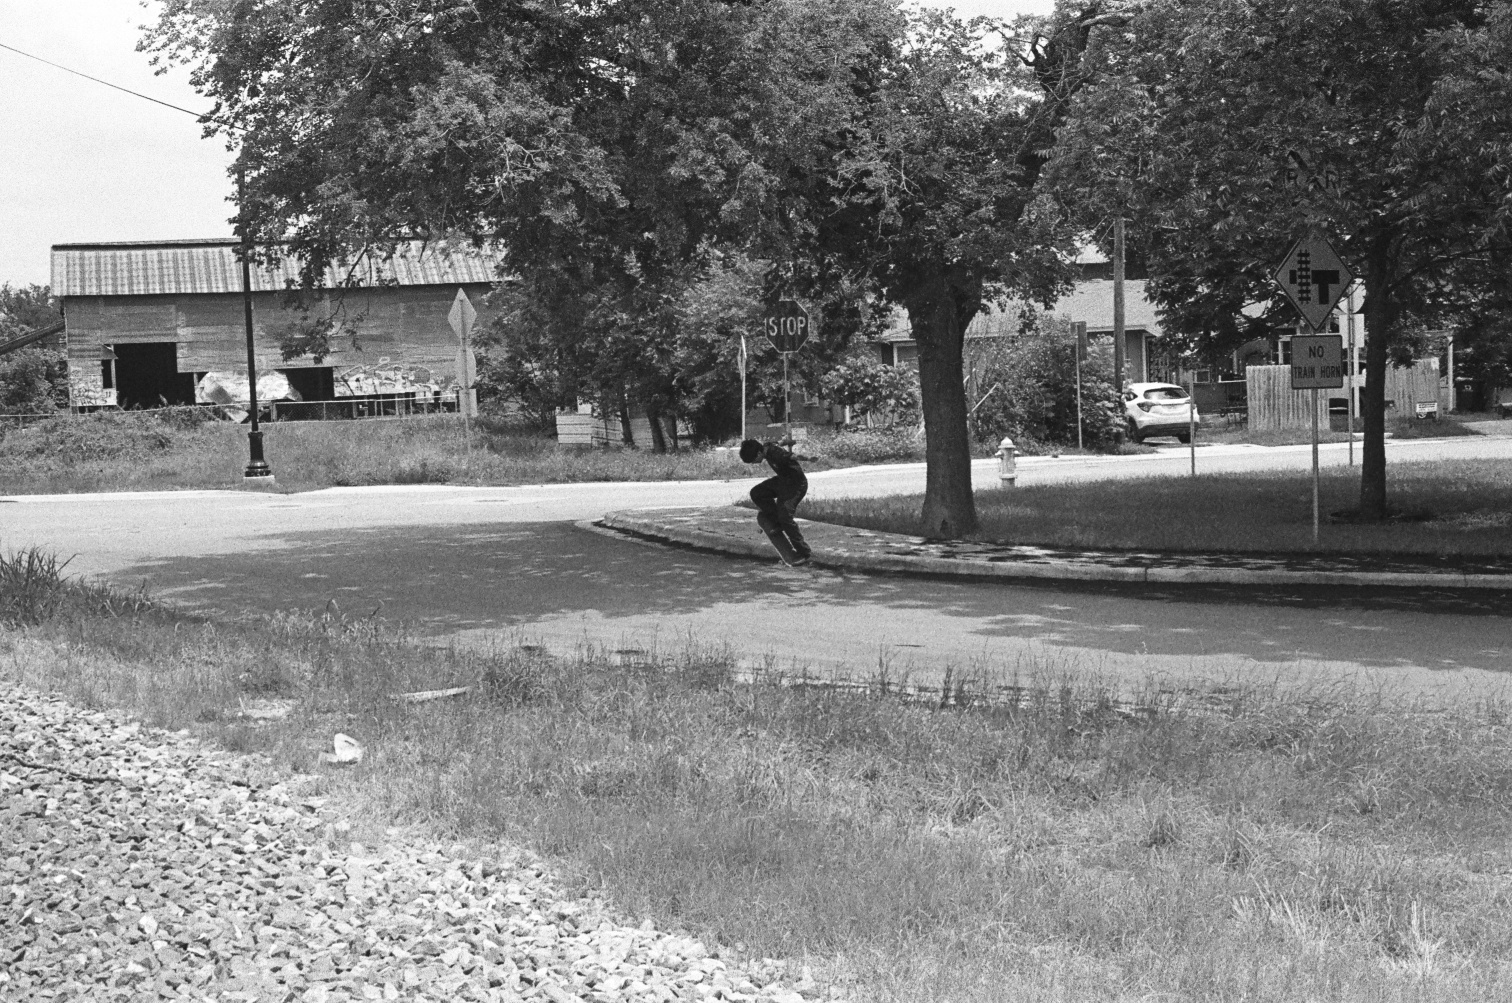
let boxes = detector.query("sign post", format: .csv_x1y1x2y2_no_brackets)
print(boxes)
1290,334,1345,543
738,334,748,442
1275,231,1353,544
1188,376,1196,477
1345,287,1357,466
448,288,478,463
763,301,812,442
1072,321,1086,451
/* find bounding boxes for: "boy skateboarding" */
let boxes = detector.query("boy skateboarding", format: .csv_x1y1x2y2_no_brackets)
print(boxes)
739,438,812,566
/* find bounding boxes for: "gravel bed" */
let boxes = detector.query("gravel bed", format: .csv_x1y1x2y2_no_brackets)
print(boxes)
0,681,828,1002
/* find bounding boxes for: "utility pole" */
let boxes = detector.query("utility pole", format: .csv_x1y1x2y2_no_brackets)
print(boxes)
1113,217,1126,395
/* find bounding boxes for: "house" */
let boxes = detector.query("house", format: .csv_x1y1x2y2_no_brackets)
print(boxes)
50,239,500,411
875,252,1167,384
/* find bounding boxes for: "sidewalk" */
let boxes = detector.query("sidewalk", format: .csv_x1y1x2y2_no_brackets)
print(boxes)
600,506,1512,590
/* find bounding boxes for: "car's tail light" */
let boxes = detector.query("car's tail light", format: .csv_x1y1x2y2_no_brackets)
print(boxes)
1137,401,1154,412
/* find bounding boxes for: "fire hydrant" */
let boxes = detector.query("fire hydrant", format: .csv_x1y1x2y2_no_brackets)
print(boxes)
997,436,1018,487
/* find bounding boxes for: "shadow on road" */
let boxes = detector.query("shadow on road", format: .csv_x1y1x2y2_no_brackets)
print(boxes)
113,521,1512,674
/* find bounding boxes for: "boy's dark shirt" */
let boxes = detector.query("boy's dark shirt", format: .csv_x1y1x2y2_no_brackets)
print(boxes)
759,442,807,489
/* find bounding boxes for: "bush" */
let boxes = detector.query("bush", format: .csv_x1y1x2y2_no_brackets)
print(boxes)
818,350,920,426
968,316,1124,451
0,347,68,415
809,427,925,464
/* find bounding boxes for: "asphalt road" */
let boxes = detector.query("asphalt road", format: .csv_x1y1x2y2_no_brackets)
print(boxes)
4,433,1511,702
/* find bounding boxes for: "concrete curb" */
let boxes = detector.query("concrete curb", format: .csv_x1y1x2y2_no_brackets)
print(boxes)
599,509,1512,591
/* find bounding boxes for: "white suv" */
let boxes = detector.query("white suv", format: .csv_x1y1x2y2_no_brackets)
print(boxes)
1124,382,1199,443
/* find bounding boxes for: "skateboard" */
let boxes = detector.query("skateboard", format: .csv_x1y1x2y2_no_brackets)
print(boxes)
756,512,809,567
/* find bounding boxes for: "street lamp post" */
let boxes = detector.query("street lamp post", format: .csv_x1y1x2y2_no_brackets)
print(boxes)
237,166,274,482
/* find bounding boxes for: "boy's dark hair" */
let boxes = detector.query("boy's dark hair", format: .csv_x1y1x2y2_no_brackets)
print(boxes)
738,439,764,463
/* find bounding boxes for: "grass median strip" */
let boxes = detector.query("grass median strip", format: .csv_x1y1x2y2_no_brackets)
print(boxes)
804,458,1512,557
5,550,1512,1000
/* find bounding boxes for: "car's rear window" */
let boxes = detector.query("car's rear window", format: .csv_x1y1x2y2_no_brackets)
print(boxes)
1144,388,1189,401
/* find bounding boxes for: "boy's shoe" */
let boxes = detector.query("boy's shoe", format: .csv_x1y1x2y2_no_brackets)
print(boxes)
789,554,811,567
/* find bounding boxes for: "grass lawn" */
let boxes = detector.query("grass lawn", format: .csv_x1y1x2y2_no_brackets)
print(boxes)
0,411,934,495
6,550,1512,1001
803,459,1512,556
1187,416,1480,449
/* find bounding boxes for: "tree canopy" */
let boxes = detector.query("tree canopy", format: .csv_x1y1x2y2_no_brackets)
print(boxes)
144,0,1118,519
1048,0,1512,518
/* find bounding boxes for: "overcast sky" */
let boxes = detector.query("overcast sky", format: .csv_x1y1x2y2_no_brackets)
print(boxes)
0,0,1056,288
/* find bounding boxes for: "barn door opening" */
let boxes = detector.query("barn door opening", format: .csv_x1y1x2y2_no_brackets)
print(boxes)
113,342,195,409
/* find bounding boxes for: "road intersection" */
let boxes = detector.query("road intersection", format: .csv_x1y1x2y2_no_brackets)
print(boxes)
3,433,1511,702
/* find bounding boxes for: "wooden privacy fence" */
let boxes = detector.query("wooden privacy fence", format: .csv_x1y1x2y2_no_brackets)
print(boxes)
1247,365,1329,431
1247,360,1446,431
1382,360,1445,417
555,411,654,447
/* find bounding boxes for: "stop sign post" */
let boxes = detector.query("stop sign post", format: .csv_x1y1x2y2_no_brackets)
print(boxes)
764,301,811,440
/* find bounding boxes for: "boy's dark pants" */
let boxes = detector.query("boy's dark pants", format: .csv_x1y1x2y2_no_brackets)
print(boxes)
750,478,810,557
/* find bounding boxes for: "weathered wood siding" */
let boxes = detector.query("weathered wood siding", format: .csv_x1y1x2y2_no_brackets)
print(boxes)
63,284,495,405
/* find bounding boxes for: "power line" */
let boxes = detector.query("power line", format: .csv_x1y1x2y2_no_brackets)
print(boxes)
0,39,210,122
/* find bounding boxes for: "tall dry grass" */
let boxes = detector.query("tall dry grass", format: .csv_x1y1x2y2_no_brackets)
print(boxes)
0,411,946,495
4,556,1512,1000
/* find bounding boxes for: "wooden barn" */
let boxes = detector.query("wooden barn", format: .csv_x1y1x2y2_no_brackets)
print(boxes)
49,239,500,411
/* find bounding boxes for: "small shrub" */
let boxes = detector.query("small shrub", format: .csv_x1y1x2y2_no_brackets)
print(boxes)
0,548,69,627
0,347,68,416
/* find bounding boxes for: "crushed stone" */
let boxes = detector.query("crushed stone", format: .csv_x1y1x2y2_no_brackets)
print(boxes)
0,681,830,1002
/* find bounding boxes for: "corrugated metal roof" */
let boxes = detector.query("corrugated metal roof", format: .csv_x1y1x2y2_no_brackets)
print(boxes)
50,239,501,297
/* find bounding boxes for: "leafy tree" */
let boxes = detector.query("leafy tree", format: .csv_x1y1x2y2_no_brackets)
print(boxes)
146,0,896,446
1,284,61,338
1048,0,1512,519
787,4,1120,536
144,1,1107,510
0,285,68,416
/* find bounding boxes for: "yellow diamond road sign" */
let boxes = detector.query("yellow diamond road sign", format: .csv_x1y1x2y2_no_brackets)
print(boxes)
1273,230,1354,332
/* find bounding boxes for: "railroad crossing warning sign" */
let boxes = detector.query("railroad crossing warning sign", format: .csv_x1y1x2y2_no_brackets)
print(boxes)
764,301,811,354
1290,335,1345,390
1273,231,1354,333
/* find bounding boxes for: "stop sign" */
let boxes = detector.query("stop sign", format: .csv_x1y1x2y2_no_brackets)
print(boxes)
764,301,811,354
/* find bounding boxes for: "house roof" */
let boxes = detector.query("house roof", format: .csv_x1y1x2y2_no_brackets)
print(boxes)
878,278,1163,343
50,239,501,297
1047,279,1162,334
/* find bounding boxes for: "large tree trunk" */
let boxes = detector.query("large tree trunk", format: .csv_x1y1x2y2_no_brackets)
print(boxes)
646,403,668,453
905,274,978,538
619,392,635,447
1358,245,1395,520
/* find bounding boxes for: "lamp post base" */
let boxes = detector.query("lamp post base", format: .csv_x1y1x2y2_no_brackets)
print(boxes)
244,429,273,483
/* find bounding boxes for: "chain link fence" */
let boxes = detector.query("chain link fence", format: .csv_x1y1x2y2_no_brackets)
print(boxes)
0,392,464,432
